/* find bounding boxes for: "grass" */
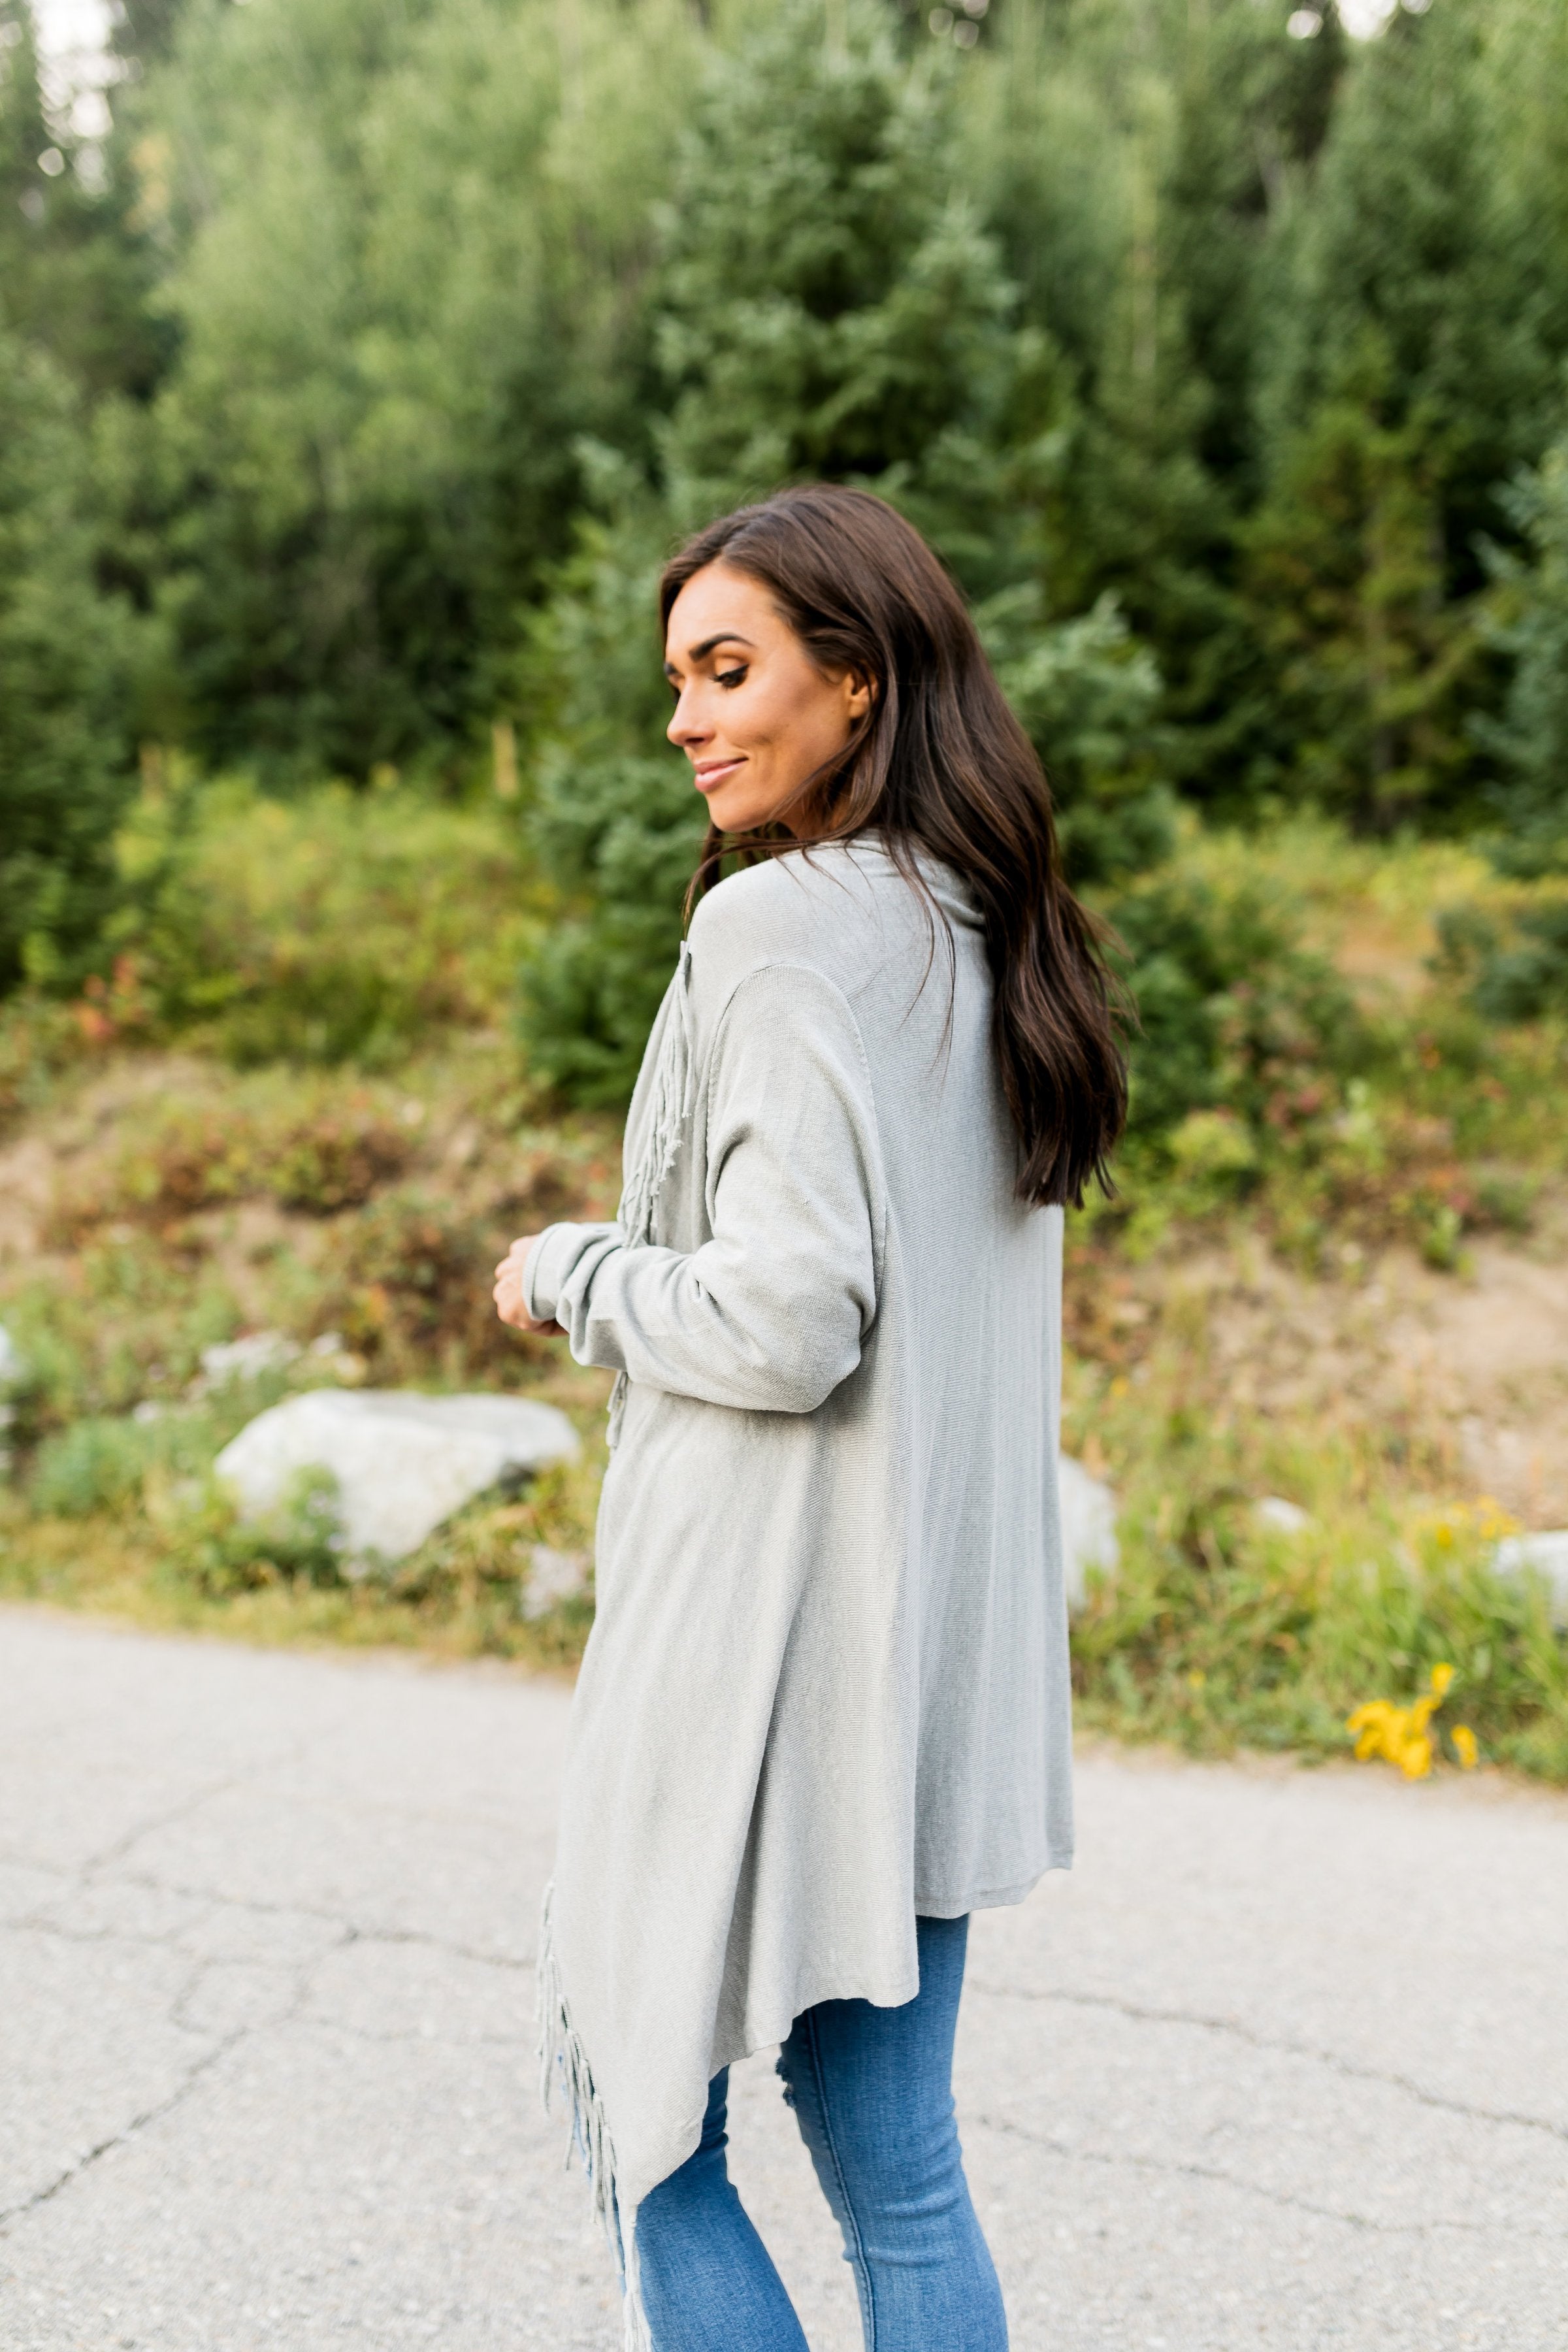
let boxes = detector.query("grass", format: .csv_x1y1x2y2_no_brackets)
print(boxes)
1061,1338,1568,1782
0,1435,606,1674
2,786,1567,1778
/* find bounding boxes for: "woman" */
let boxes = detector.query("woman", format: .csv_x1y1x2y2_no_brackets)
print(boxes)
493,485,1126,2351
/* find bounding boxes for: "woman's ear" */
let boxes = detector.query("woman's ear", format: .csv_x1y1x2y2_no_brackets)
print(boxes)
847,670,876,721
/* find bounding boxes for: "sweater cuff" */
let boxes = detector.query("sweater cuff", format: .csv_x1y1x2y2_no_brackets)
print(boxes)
525,1220,621,1324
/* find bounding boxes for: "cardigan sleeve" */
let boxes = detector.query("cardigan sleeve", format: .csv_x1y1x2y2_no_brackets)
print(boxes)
525,963,883,1414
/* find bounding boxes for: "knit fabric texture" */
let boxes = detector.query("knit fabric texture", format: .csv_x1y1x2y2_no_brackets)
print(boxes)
525,841,1073,2340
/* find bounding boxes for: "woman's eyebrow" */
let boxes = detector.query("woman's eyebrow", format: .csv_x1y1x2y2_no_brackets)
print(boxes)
664,630,758,678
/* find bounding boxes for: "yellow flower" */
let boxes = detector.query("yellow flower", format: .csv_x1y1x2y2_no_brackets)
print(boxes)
1451,1725,1479,1770
1347,1698,1421,1767
1346,1664,1462,1778
1411,1497,1522,1552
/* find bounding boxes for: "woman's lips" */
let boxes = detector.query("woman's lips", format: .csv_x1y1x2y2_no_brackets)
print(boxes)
693,759,745,793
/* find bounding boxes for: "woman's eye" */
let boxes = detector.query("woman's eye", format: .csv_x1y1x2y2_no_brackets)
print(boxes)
716,666,747,689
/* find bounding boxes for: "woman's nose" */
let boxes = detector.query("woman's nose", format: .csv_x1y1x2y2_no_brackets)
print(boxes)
667,689,708,749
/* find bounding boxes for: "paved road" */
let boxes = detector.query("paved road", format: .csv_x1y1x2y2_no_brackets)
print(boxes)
1,1608,1565,2352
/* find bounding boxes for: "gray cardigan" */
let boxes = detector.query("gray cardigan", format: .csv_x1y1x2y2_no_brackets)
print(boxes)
527,841,1071,2336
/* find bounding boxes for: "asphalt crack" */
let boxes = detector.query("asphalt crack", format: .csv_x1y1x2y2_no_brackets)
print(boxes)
1,1848,531,1976
78,1769,257,1874
0,2030,244,2236
306,2015,528,2051
966,1976,1568,2148
3,1909,205,1955
339,1921,531,1973
972,2109,1561,2240
0,1951,328,2236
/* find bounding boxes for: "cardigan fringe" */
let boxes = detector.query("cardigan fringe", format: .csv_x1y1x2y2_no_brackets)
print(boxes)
537,949,696,2343
606,943,694,1450
536,1881,651,2352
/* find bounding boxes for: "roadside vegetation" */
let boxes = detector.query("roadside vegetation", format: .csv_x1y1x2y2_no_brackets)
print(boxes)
2,784,1565,1777
4,0,1568,1772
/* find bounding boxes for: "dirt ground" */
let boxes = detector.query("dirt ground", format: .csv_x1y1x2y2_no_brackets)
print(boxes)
1101,1204,1568,1529
6,1061,1568,1531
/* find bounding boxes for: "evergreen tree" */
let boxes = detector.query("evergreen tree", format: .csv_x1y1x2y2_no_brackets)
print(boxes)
1244,386,1481,826
653,0,1037,587
1478,429,1568,877
970,0,1347,809
0,333,145,991
0,0,170,403
7,0,1568,1030
1247,0,1552,826
975,584,1171,885
512,454,703,1103
515,0,1172,1099
144,0,696,777
1482,0,1568,391
0,14,163,992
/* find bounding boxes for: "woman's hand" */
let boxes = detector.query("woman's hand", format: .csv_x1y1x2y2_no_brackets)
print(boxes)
493,1236,562,1335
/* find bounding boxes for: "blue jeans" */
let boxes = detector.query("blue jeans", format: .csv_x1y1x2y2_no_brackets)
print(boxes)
635,1913,1007,2350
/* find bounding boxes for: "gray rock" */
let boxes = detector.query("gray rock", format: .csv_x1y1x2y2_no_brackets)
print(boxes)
1493,1529,1568,1626
0,1322,25,1390
1058,1453,1119,1612
214,1390,579,1565
192,1330,368,1398
199,1331,301,1384
521,1544,590,1619
1256,1495,1312,1534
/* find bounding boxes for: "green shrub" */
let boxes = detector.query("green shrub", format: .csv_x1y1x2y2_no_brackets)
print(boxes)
1433,896,1568,1024
105,778,534,1066
157,1467,347,1597
976,585,1173,888
515,753,705,1105
1064,1372,1568,1779
48,1081,417,1242
0,1230,312,1440
317,1186,543,1381
29,1414,153,1517
1470,902,1568,1024
510,485,709,1105
1105,870,1364,1145
1478,431,1568,879
0,993,92,1133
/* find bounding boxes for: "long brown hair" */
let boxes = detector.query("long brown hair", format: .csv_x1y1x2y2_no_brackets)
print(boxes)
659,484,1128,1208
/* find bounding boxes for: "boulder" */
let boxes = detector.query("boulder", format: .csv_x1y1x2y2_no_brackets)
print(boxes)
192,1330,366,1396
214,1390,579,1566
1256,1495,1312,1535
199,1331,300,1384
522,1544,591,1620
1058,1454,1119,1612
1493,1530,1568,1627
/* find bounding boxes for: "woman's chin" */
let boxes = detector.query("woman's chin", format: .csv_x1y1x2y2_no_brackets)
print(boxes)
705,789,781,836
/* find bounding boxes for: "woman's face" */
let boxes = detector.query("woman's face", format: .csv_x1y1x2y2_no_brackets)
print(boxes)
664,561,871,835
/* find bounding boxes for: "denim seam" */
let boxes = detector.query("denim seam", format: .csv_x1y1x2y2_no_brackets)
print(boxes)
800,2008,877,2351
